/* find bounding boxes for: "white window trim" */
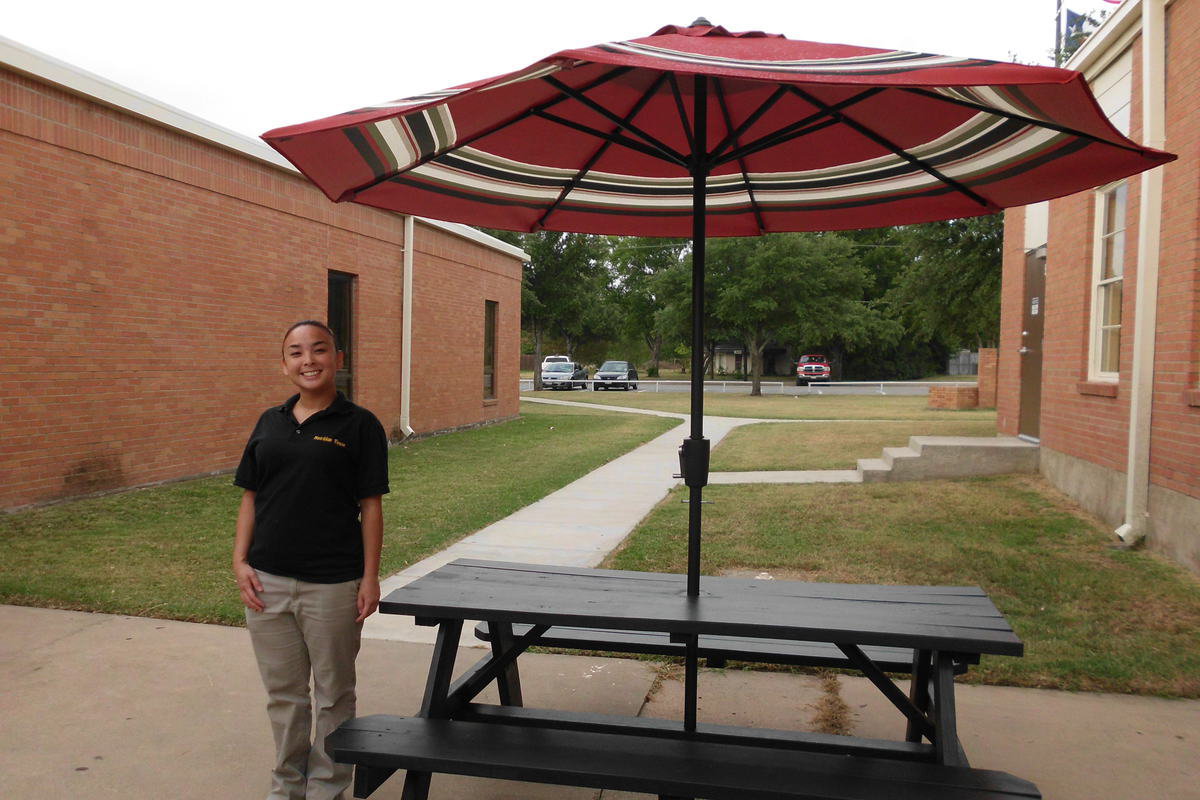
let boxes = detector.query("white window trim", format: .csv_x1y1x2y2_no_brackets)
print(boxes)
1087,182,1128,382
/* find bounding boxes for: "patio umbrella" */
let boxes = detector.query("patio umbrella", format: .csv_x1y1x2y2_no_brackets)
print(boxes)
263,20,1172,601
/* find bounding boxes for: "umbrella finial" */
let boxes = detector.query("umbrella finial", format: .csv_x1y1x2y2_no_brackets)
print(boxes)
691,16,713,27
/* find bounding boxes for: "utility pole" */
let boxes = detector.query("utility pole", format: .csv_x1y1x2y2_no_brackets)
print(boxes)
1055,0,1064,66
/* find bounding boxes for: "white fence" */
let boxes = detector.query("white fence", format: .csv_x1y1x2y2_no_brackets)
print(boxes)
519,379,976,396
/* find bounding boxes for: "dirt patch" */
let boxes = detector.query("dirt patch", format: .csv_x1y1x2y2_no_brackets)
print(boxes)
644,661,684,703
809,672,853,735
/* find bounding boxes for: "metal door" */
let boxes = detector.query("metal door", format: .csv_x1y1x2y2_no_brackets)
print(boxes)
1018,249,1046,440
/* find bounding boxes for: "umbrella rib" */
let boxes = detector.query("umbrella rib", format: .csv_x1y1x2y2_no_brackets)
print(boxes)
536,73,672,230
901,87,1152,156
667,72,695,154
341,66,635,200
707,85,790,164
533,110,686,166
541,75,689,166
713,117,841,167
712,78,766,234
713,88,885,168
787,86,998,210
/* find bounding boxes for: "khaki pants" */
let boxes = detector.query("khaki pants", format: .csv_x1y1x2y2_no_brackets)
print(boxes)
245,570,362,800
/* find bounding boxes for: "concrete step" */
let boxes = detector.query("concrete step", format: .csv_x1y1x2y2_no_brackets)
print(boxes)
881,446,919,468
857,436,1039,483
856,457,891,483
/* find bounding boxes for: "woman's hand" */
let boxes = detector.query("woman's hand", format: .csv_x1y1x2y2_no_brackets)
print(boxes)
356,574,380,623
234,561,265,613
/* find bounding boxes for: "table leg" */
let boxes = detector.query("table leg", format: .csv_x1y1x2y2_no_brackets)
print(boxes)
487,620,524,707
397,619,464,800
931,651,969,767
905,649,933,743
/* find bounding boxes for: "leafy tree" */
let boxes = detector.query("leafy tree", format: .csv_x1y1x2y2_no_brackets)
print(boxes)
609,237,687,375
708,233,883,395
887,214,1004,351
486,229,610,388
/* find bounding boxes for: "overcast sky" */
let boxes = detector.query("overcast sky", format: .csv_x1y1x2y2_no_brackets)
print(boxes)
6,0,1123,140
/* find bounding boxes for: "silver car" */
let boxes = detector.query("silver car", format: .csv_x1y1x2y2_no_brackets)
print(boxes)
541,362,589,390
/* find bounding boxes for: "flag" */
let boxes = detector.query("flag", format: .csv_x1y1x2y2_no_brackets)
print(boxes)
1065,8,1088,38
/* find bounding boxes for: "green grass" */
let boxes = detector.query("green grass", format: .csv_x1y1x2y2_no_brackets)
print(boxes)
711,419,1000,471
524,389,996,421
0,402,675,625
604,477,1200,697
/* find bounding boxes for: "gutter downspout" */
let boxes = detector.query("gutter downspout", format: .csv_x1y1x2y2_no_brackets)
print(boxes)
1117,0,1166,544
399,215,416,439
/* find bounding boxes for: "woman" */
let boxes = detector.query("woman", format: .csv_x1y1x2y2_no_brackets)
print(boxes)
232,320,389,800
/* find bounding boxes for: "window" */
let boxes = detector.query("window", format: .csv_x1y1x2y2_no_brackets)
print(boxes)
483,300,498,399
328,271,355,399
1089,183,1127,379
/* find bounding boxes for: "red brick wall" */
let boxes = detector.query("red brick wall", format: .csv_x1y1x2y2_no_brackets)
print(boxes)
0,66,522,508
996,208,1026,435
409,222,522,434
999,0,1200,505
1149,0,1200,498
977,349,998,409
928,385,979,410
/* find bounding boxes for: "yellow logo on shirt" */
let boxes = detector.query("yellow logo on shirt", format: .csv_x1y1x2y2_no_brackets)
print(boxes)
313,435,348,448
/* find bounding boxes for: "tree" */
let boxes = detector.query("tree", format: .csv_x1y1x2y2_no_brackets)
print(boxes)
888,214,1004,351
609,236,687,375
486,229,610,389
709,233,882,396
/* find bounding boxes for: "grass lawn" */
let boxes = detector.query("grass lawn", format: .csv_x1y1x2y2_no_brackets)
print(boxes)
604,477,1200,697
524,388,996,421
711,419,1000,471
0,402,674,626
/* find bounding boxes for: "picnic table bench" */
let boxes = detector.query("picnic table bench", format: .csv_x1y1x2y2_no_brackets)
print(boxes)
473,621,973,673
331,559,1039,800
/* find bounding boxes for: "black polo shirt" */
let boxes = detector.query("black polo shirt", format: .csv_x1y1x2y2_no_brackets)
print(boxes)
234,393,390,583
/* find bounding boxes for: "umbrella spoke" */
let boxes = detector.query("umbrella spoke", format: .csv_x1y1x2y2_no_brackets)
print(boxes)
786,85,998,211
714,116,841,167
541,75,688,167
713,78,766,234
532,109,685,166
706,85,789,164
537,74,672,230
901,87,1150,156
713,88,884,167
667,72,695,154
343,67,636,200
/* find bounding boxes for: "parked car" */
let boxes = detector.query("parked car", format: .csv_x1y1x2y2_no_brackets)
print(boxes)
540,354,570,369
795,354,831,385
541,361,589,390
593,360,638,391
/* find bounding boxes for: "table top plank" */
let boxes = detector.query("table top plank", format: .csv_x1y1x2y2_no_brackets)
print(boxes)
382,560,1023,657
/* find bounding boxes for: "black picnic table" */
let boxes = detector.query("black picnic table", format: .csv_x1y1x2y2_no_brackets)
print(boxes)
330,559,1037,800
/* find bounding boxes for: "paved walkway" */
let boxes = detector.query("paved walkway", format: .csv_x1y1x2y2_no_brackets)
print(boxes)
3,399,1199,799
367,398,774,644
5,607,1198,800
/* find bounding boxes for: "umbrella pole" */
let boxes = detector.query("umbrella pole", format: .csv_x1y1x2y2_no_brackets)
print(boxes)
681,73,710,735
684,74,710,601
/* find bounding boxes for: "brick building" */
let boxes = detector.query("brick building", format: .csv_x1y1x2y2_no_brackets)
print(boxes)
998,0,1198,574
0,38,527,510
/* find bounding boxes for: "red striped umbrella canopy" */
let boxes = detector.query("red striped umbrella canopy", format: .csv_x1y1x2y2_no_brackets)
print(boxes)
263,20,1172,237
263,20,1173,612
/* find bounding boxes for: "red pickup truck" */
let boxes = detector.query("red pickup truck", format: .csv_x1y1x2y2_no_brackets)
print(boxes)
795,354,831,386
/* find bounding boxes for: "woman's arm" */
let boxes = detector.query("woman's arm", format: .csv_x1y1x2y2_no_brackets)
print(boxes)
232,490,265,612
356,495,383,622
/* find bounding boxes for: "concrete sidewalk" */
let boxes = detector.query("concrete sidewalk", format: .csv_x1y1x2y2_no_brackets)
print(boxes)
3,606,1198,800
366,398,786,645
5,398,1198,799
